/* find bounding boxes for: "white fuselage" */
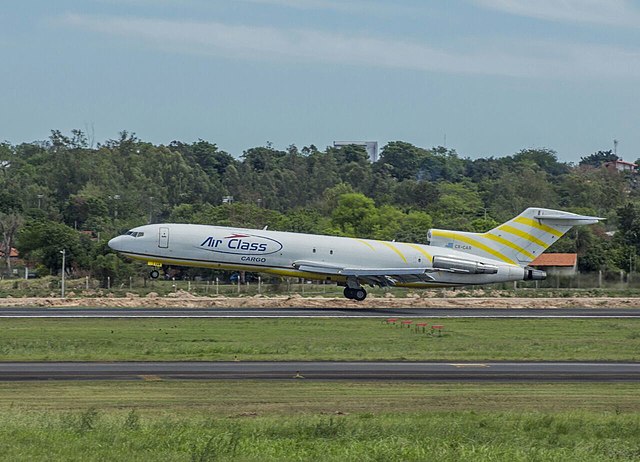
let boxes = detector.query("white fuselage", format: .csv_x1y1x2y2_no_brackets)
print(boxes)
108,223,527,287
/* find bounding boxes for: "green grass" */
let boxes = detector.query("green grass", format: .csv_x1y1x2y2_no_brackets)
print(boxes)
0,318,639,361
3,410,640,461
1,381,639,414
0,381,639,461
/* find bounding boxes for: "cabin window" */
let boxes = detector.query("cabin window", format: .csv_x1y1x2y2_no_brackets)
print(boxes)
330,250,333,255
312,248,316,253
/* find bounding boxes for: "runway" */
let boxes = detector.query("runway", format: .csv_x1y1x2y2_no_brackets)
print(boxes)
0,361,638,381
2,307,640,318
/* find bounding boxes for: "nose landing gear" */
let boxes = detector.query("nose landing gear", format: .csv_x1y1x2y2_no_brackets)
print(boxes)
149,264,168,280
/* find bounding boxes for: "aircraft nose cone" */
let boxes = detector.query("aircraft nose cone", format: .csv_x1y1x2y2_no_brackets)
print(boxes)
108,235,124,251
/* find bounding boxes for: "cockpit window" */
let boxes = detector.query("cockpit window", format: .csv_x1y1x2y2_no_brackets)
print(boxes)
125,231,144,237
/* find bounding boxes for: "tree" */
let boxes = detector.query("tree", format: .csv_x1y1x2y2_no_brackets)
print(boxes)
16,221,89,273
512,148,568,176
0,213,23,272
378,141,422,181
579,150,618,168
331,193,377,237
91,252,134,287
395,211,433,243
429,182,483,229
418,146,465,182
616,203,640,252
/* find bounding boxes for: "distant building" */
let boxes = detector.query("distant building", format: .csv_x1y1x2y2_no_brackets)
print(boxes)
333,141,378,162
530,253,578,276
603,159,637,173
0,248,22,272
0,247,19,259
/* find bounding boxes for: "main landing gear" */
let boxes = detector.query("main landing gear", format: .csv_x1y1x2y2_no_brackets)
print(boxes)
344,287,367,301
343,276,367,301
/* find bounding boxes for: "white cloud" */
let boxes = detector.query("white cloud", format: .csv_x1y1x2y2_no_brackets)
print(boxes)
59,13,640,79
472,0,640,26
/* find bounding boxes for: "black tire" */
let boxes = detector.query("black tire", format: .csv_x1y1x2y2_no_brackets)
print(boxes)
150,270,160,279
343,287,354,299
353,288,367,301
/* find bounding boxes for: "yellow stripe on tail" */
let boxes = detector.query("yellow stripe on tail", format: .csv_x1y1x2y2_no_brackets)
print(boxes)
428,207,602,266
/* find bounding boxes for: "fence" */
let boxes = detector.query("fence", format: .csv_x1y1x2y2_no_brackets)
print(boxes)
514,270,640,290
6,270,640,298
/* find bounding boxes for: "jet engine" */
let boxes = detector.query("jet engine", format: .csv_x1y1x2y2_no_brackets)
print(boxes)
432,256,499,274
523,267,546,280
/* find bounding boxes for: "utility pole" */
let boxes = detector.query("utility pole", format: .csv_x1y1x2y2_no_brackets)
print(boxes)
148,196,154,223
60,249,66,298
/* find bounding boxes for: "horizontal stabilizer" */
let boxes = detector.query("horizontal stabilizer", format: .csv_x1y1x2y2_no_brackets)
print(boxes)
535,212,603,226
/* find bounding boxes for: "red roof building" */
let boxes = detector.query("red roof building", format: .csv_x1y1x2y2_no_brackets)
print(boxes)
603,160,637,173
530,253,577,276
0,247,19,258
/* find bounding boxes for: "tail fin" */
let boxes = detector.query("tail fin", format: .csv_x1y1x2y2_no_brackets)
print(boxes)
428,208,602,266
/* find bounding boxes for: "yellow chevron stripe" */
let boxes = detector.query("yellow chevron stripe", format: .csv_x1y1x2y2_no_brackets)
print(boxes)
380,242,408,263
353,238,375,251
431,230,516,265
498,225,549,248
405,243,432,261
483,232,536,260
514,217,563,237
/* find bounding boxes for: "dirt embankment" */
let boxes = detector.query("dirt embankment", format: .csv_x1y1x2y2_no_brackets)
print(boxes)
0,292,639,309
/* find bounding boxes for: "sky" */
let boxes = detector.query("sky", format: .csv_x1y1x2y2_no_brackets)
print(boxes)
1,0,640,162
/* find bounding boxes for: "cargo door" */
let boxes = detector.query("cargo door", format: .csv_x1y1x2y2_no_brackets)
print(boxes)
158,227,169,248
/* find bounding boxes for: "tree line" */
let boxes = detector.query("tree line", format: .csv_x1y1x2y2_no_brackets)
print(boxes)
1,130,639,283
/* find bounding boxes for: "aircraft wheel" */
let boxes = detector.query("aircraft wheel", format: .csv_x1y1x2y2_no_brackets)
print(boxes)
149,270,160,279
343,287,355,299
353,288,367,301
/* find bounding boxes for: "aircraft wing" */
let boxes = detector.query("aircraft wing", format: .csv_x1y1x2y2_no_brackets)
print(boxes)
293,260,435,286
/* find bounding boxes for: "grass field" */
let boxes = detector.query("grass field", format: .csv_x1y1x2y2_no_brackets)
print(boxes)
2,318,640,460
0,381,639,461
0,318,639,361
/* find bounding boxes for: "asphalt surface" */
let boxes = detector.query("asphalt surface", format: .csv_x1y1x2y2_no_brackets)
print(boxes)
1,307,640,318
0,361,638,381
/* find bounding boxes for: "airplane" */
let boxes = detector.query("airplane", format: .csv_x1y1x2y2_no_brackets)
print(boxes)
108,207,601,301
